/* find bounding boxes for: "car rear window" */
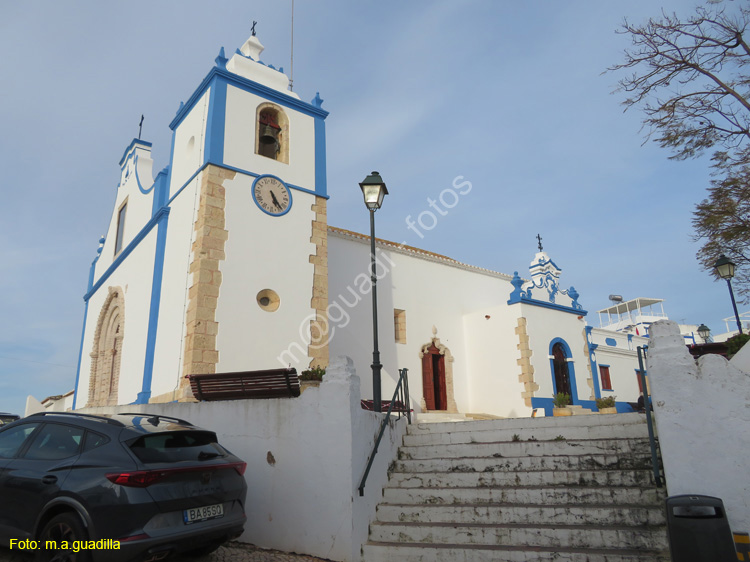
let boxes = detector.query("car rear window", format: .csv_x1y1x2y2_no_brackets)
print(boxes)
128,431,228,463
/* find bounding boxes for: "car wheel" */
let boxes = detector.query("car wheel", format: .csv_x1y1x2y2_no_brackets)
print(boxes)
35,513,91,562
184,541,224,557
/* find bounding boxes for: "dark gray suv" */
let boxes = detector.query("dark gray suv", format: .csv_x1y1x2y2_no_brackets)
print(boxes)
0,412,247,562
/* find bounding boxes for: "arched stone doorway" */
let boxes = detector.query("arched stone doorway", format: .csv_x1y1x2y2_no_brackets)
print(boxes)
419,328,458,413
88,287,125,407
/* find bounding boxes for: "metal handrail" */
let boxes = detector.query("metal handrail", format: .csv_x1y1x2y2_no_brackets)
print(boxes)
358,368,411,497
637,346,663,488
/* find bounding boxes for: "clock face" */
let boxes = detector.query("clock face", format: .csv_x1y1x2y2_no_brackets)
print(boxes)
253,175,291,216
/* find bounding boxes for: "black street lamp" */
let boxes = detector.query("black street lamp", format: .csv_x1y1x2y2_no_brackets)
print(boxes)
713,254,743,335
697,324,711,343
359,171,389,412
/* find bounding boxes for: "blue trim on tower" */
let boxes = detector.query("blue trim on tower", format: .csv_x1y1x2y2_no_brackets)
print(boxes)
169,67,328,132
204,77,227,167
605,337,617,347
84,207,170,302
507,296,588,316
548,337,579,403
151,168,169,217
136,207,170,404
134,155,155,195
584,326,602,399
71,300,89,411
314,117,327,198
119,138,153,167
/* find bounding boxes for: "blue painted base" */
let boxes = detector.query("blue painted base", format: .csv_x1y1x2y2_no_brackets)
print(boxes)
531,397,635,416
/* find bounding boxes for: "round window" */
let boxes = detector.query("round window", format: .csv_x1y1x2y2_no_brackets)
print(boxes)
256,289,280,312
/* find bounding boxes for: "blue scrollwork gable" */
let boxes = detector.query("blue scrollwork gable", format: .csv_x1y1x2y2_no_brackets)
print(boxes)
507,253,587,316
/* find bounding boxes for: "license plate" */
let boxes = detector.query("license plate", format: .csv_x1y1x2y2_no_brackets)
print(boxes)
183,503,224,524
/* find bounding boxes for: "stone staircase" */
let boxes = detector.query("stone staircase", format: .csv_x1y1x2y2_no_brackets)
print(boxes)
363,413,669,561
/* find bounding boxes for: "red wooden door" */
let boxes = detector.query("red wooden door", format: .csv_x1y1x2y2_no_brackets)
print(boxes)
422,344,447,410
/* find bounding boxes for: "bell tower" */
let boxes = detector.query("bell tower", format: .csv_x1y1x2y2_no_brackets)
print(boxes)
161,31,330,400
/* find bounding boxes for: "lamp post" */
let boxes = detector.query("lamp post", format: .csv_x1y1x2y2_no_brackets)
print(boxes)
359,171,389,412
713,254,743,335
697,324,711,343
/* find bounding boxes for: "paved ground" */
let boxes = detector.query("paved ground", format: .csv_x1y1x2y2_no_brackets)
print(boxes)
0,541,334,562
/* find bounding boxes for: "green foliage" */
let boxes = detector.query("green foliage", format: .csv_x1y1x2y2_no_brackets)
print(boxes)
693,169,750,302
512,434,521,442
596,396,617,410
299,366,325,381
727,333,750,357
610,3,750,300
553,435,566,441
553,392,571,408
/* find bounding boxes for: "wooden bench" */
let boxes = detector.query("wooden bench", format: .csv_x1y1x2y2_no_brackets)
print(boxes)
188,368,300,401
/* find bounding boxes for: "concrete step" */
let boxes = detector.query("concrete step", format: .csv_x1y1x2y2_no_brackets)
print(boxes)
405,412,649,437
375,503,666,526
388,468,658,488
362,542,671,562
393,453,654,474
415,412,470,423
368,521,669,550
381,485,666,506
399,438,652,460
403,421,649,446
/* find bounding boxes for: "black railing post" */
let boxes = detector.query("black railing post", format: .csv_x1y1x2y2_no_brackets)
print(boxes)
358,368,410,496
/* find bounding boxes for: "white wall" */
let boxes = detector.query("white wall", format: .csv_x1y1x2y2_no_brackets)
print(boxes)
216,174,317,373
170,91,209,198
223,86,316,190
647,320,750,535
519,303,590,402
95,144,155,278
463,304,529,417
77,230,158,405
327,231,518,416
80,356,406,562
589,328,648,404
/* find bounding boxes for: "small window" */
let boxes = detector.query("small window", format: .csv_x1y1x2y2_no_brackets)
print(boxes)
23,424,84,461
128,431,227,464
599,365,612,391
83,431,110,452
114,202,127,255
0,423,40,459
394,309,406,344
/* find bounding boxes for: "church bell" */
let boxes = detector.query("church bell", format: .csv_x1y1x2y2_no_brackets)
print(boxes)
259,124,279,145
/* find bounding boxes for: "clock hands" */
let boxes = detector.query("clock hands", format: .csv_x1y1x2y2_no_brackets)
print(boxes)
270,190,282,210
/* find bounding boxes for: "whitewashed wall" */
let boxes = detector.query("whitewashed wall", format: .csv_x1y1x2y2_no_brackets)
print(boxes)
216,174,317,373
518,304,590,402
647,320,750,535
169,90,209,198
94,144,155,278
589,328,648,404
463,304,530,417
327,231,517,415
223,86,317,189
149,176,200,398
80,356,406,562
77,231,158,405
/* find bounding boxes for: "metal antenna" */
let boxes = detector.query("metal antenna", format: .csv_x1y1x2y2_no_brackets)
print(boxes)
536,234,543,252
290,0,295,91
251,20,257,36
138,115,144,139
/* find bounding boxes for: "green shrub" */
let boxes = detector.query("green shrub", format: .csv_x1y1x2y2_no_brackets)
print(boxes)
727,333,750,358
596,396,616,409
553,392,571,408
299,366,326,381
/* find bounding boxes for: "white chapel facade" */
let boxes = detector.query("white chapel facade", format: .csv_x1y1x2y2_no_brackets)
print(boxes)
73,32,647,417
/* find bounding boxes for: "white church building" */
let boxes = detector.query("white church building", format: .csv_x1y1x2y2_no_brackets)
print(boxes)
72,32,649,418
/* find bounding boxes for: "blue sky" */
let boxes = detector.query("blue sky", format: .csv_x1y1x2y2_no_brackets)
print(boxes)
0,0,742,415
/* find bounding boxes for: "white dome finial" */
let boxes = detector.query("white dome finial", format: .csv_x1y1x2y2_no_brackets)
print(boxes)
240,34,264,60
